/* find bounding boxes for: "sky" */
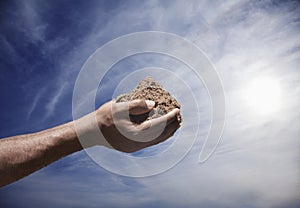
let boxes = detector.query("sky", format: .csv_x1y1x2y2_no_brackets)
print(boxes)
0,0,300,207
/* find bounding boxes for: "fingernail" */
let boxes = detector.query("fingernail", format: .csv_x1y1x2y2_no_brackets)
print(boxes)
145,100,155,107
174,108,180,113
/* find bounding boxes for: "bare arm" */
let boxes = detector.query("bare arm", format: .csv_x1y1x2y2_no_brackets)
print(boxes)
0,99,180,187
0,122,81,187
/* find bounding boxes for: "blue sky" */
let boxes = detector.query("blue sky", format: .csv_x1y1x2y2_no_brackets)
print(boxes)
1,0,300,207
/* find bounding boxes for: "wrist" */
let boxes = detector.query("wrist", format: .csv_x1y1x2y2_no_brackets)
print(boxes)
73,111,113,149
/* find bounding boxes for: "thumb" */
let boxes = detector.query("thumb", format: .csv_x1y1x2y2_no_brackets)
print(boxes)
129,99,155,115
116,99,155,115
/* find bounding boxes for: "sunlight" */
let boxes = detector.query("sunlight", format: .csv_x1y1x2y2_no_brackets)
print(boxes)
244,77,282,115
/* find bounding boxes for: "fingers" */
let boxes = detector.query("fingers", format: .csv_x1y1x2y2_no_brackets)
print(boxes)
159,119,181,142
139,108,180,130
115,99,155,115
146,119,181,147
130,100,155,115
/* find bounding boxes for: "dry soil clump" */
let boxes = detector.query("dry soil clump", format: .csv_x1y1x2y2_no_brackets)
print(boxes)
116,77,182,124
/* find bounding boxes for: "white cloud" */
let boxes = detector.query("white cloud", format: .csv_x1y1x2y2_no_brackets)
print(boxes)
18,0,47,43
43,82,68,120
54,0,300,206
26,86,47,120
67,0,300,207
5,0,300,207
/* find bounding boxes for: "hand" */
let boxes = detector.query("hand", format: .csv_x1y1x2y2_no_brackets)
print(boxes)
0,99,180,186
95,99,181,153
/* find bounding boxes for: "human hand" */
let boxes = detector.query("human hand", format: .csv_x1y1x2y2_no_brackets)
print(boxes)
95,99,180,153
0,99,180,186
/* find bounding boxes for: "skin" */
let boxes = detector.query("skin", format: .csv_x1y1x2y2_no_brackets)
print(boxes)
0,99,180,187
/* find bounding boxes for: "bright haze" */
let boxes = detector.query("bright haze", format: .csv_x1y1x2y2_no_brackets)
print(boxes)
0,1,300,208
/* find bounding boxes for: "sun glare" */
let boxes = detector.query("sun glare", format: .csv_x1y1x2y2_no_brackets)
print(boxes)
244,77,282,115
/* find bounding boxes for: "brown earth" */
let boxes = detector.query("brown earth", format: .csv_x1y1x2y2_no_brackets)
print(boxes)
116,77,182,124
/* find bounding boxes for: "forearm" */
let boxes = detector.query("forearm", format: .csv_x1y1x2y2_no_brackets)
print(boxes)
0,121,82,187
0,99,180,187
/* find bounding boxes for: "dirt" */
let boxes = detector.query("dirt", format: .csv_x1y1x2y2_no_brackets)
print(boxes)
116,77,182,124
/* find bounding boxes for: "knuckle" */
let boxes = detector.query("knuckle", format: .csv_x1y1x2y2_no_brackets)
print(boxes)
133,99,144,107
140,122,151,131
130,99,142,109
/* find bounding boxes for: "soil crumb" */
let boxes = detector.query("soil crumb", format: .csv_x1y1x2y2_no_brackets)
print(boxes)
116,77,182,124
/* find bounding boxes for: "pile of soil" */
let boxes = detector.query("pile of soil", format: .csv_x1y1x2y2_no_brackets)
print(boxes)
116,77,182,124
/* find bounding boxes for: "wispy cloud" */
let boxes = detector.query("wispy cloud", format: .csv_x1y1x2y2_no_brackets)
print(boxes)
1,0,300,207
26,86,47,120
44,82,68,120
19,0,47,43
